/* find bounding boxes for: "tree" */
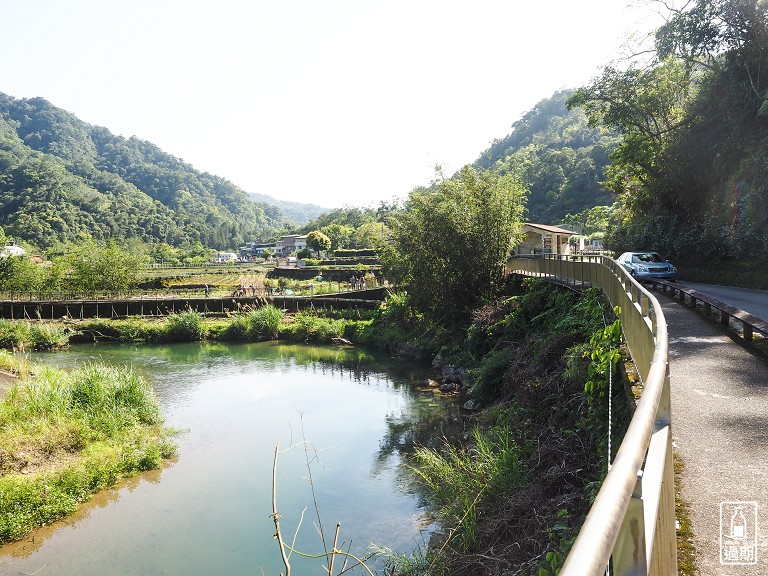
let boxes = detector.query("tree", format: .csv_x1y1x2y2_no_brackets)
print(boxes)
306,230,331,255
352,222,390,249
319,224,354,251
567,58,691,200
0,256,44,292
383,166,527,322
63,239,149,293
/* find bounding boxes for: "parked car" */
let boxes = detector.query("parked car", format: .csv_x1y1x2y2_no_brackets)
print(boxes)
616,251,678,281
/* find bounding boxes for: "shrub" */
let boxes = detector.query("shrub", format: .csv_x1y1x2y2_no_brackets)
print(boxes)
246,305,283,340
163,310,206,341
0,320,31,350
29,323,69,350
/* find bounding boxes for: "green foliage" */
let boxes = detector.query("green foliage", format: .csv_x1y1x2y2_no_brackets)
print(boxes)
62,239,148,293
0,93,291,249
163,310,206,341
468,282,607,402
582,310,622,402
281,312,350,343
384,166,526,322
352,221,389,249
0,256,46,292
245,305,284,340
474,90,619,223
301,206,378,233
306,229,331,254
412,417,526,552
0,319,69,351
0,363,174,542
569,1,768,261
319,223,355,251
0,350,30,377
536,509,576,576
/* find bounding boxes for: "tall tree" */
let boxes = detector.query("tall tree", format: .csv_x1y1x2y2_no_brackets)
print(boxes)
383,167,526,322
306,230,331,255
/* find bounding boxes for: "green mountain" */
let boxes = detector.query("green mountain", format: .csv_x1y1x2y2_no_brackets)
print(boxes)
247,192,328,225
0,93,290,249
473,89,620,223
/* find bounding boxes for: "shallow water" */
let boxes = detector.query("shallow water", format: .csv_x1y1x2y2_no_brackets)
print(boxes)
0,341,460,575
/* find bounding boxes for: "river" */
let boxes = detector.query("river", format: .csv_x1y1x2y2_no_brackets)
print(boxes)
0,341,461,575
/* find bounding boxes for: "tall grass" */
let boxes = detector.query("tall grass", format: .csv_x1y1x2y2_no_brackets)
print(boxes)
0,363,175,543
246,305,283,339
0,319,30,349
0,319,70,350
220,305,284,341
282,312,353,343
0,350,31,377
163,309,206,341
411,416,527,552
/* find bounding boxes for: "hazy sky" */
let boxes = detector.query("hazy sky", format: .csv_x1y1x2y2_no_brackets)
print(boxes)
3,1,658,209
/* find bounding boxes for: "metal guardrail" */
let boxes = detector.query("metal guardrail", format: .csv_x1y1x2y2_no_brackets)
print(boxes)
507,255,676,575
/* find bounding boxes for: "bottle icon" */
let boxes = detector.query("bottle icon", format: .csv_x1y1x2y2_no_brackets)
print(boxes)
731,506,747,540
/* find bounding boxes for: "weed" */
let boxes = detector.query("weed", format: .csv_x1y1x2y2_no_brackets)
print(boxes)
412,422,526,552
163,310,206,341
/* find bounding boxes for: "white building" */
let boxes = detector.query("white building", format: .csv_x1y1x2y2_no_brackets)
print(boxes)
0,243,26,258
215,252,238,263
516,223,576,256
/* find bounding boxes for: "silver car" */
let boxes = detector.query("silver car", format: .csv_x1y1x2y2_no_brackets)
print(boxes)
616,252,678,281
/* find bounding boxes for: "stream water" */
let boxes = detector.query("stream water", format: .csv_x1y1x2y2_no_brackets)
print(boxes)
0,341,461,575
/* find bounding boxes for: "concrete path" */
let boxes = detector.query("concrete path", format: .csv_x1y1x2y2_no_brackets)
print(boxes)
661,292,768,574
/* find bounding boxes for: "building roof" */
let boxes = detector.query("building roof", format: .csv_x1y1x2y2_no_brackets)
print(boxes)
524,223,577,236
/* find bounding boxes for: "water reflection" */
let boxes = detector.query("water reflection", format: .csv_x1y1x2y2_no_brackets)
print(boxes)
0,341,461,576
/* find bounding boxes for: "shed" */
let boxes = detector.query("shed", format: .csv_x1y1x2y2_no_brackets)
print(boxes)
516,223,576,256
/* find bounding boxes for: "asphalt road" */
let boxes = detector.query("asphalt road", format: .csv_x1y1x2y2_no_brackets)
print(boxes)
660,288,768,574
678,282,768,321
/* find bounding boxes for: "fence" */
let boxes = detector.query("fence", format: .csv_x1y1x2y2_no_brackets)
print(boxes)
507,254,676,575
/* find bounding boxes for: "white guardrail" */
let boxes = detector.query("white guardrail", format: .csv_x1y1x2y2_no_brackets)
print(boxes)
507,255,676,575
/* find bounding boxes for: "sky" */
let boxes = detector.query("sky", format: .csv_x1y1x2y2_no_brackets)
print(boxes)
2,1,660,209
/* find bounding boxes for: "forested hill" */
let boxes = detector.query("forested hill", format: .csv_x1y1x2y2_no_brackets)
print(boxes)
248,192,328,225
473,89,620,223
0,93,291,249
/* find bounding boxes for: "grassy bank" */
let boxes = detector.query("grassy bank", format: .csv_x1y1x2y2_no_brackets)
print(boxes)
0,305,388,352
382,280,629,575
0,363,176,543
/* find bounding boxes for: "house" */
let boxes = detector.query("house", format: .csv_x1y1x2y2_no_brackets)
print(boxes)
275,234,308,256
239,241,278,259
516,223,576,256
215,252,238,263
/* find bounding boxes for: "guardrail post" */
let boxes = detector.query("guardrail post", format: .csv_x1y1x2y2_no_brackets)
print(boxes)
743,322,753,341
612,471,647,575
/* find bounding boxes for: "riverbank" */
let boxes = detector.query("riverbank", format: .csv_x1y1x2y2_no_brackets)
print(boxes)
376,279,631,575
0,282,631,573
0,363,176,544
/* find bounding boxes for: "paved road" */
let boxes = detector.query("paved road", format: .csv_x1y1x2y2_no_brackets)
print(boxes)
661,290,768,574
678,282,768,321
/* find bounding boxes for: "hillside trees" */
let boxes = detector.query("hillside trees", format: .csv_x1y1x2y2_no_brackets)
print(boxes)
0,93,290,249
569,0,768,258
473,90,619,222
383,167,526,322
